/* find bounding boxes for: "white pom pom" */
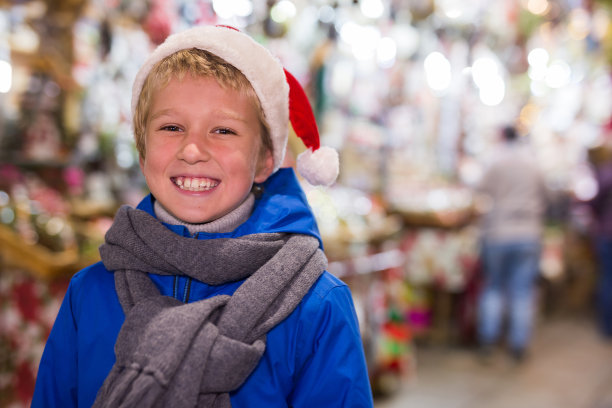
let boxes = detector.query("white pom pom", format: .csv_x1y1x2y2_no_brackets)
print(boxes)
297,147,339,186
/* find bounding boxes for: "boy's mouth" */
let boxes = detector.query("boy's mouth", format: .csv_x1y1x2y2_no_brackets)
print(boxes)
172,176,219,192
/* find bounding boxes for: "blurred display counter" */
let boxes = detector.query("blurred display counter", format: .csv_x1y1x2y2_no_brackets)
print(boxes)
0,223,83,280
387,185,477,230
0,204,109,281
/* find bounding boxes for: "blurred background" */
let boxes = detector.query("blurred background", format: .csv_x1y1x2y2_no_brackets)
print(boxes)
1,0,612,406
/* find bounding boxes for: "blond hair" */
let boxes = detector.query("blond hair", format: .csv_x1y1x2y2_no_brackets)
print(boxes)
133,48,273,160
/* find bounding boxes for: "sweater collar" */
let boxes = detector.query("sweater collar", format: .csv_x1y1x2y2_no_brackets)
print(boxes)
153,194,255,235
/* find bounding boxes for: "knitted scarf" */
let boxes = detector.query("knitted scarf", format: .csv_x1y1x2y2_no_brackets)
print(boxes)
93,205,326,408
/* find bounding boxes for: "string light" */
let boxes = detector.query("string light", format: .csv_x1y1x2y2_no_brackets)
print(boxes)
0,60,11,93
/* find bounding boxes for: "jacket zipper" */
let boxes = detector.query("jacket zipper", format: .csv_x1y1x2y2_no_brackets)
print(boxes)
173,276,193,303
183,278,193,303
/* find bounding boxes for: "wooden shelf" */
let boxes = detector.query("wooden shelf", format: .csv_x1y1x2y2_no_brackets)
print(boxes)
389,207,475,230
0,224,89,280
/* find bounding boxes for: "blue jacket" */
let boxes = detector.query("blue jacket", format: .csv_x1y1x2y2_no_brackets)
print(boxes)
32,169,374,407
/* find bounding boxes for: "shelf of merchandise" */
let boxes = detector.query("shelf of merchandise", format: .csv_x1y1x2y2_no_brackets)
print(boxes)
0,224,92,280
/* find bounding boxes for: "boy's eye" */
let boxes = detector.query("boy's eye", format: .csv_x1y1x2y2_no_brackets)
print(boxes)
214,128,236,135
160,125,181,132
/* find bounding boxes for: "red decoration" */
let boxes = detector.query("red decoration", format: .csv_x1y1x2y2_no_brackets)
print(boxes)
144,0,175,45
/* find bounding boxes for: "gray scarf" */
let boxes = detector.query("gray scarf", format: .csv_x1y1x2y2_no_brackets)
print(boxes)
93,205,326,407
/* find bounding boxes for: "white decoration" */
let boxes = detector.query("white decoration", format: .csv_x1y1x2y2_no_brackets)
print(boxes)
297,147,339,186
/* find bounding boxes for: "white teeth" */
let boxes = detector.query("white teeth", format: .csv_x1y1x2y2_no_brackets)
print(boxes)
174,177,218,192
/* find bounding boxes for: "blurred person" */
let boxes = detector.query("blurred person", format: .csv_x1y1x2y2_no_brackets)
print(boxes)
587,145,612,339
476,125,548,362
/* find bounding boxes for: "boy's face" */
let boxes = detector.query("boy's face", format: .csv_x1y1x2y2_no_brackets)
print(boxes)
140,75,274,224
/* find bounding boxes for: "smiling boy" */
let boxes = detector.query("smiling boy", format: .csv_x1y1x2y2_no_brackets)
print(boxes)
32,26,373,407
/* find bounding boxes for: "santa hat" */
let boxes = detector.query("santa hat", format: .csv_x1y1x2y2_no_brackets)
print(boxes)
132,25,339,187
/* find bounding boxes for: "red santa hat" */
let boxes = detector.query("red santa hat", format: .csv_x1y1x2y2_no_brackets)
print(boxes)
131,24,339,187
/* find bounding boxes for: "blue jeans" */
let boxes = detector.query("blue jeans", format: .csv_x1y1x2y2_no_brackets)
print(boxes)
596,237,612,337
478,239,541,351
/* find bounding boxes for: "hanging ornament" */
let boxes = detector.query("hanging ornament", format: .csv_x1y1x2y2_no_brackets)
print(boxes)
143,0,175,45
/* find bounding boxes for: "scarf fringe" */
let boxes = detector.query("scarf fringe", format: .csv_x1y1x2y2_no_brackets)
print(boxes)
94,365,165,408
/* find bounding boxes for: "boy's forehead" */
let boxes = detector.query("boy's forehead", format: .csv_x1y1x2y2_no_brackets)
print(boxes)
151,72,242,100
148,76,259,119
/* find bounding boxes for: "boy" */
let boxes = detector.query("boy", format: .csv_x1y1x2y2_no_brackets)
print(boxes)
32,25,373,407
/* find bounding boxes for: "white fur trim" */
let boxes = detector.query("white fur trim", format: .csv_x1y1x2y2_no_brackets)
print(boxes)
132,26,289,172
296,147,339,186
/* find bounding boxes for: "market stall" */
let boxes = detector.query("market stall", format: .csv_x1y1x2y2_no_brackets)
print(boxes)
1,0,610,405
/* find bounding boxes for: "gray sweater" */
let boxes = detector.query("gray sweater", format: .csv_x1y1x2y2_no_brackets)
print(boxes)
478,141,548,242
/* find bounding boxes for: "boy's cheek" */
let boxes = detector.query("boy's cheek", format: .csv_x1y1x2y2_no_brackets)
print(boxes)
254,153,274,183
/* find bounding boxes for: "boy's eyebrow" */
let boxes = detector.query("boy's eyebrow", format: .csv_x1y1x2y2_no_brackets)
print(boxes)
213,109,250,123
150,108,175,121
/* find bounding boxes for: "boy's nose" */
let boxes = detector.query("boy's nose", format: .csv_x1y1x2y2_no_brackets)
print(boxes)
178,135,212,164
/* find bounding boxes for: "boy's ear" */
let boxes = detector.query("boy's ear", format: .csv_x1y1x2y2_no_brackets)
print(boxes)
254,149,275,183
